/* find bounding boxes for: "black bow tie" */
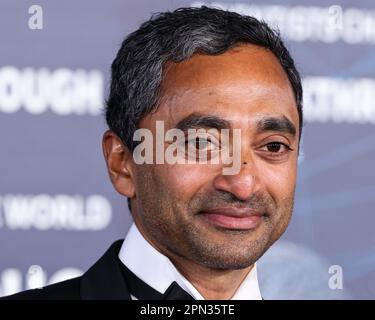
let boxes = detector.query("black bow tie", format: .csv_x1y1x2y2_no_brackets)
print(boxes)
119,260,195,300
162,281,195,300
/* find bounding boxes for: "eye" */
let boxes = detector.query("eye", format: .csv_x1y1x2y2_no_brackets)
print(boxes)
186,137,213,150
266,142,284,152
261,142,293,154
182,134,221,162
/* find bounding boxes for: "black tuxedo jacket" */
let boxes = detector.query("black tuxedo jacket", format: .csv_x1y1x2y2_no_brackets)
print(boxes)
2,240,194,300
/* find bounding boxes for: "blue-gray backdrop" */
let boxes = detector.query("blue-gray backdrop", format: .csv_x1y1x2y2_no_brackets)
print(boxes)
0,0,374,299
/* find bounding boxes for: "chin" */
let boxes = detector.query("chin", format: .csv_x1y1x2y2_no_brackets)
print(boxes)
196,253,261,270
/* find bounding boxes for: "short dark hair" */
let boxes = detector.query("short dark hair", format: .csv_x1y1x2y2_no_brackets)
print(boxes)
105,6,303,213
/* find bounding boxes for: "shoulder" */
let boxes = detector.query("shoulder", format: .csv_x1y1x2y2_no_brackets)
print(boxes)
1,276,81,300
1,240,126,300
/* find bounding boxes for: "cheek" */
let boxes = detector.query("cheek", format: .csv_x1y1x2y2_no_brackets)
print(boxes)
259,160,297,202
162,163,219,198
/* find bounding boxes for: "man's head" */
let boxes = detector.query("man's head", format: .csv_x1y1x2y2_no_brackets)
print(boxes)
103,6,302,270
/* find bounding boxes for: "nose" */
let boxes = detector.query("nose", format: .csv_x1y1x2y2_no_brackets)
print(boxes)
213,159,258,201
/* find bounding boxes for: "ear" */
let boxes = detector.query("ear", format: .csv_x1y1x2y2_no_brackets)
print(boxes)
102,130,135,198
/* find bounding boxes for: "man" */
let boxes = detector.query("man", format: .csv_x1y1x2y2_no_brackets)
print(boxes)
4,6,302,300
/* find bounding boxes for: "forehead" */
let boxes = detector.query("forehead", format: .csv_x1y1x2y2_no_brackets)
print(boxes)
142,44,298,129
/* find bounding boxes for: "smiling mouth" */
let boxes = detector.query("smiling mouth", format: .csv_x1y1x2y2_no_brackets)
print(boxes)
198,207,265,230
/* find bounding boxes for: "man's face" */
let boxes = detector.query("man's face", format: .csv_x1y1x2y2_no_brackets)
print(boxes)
130,44,299,270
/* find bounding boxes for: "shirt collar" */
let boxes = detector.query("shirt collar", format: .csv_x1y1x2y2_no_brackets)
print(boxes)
118,222,262,300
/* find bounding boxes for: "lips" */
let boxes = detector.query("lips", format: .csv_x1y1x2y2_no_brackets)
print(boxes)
199,207,264,230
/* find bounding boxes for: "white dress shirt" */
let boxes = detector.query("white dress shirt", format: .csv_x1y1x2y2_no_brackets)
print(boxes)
118,222,262,300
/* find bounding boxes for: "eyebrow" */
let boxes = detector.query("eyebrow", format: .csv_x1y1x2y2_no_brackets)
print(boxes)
175,113,230,131
256,116,297,136
174,113,297,136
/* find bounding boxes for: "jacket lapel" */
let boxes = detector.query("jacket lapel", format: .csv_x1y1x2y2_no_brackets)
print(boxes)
80,240,131,300
80,239,195,300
